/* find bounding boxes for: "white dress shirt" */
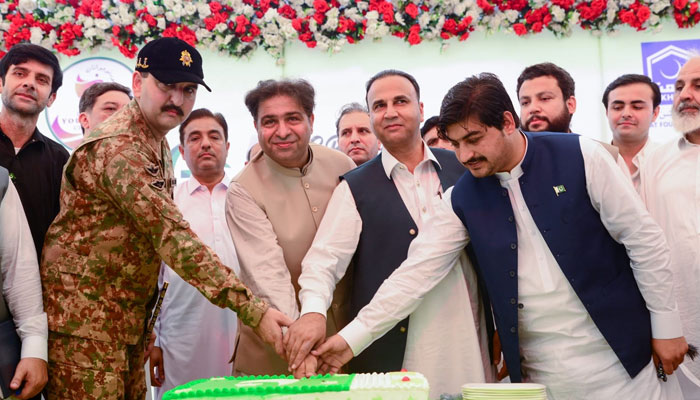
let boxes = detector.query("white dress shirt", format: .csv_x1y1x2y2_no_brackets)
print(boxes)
299,143,490,398
0,180,47,361
340,135,683,399
643,135,700,382
616,139,660,193
154,175,239,397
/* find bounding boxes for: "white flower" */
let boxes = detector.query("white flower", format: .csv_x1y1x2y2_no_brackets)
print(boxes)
95,19,111,30
30,26,43,44
648,13,660,26
418,12,430,29
395,12,405,26
242,5,254,17
184,3,197,15
356,1,369,12
196,2,211,18
0,3,10,14
322,8,339,30
147,4,162,15
82,16,95,29
84,27,98,39
618,0,635,7
157,17,166,30
650,0,670,13
133,20,149,36
216,22,227,32
504,9,519,23
551,5,565,22
18,0,36,14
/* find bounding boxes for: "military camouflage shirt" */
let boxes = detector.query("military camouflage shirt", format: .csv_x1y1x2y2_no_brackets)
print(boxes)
41,100,267,345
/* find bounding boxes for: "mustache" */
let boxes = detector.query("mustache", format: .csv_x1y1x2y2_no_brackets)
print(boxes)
677,101,700,113
466,156,487,164
526,115,549,126
161,105,184,116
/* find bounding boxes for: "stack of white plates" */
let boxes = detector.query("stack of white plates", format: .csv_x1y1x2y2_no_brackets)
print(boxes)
461,383,547,399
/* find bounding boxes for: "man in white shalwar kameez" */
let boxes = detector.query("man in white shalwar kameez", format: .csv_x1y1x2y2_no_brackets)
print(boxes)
642,56,700,398
151,109,238,398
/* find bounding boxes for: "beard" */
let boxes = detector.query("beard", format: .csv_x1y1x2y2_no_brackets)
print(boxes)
1,91,46,117
672,101,700,135
525,107,573,133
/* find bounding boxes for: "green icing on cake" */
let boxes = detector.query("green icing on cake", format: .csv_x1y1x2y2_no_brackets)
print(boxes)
163,374,356,399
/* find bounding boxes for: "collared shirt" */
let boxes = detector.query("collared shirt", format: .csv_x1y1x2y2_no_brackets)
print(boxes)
0,127,69,259
615,139,660,193
0,180,47,361
643,135,700,381
42,100,266,347
154,174,239,395
298,142,489,397
339,136,682,399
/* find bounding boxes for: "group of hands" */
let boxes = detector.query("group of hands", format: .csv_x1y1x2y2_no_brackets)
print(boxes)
146,309,356,387
145,306,690,387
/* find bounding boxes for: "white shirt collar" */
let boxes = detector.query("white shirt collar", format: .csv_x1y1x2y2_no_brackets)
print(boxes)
495,132,528,182
380,141,441,179
185,171,232,195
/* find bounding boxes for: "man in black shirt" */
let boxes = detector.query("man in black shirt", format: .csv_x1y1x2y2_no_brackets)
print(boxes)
0,44,68,260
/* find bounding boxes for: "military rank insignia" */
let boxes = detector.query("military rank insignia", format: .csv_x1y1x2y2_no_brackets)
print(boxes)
136,57,149,69
180,50,193,67
145,164,160,177
151,179,166,190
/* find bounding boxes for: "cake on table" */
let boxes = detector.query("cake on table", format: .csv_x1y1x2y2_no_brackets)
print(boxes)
162,372,429,400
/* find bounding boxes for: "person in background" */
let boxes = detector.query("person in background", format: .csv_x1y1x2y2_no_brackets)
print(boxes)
642,55,700,395
421,115,454,151
78,82,132,135
602,74,660,193
150,109,240,398
335,102,379,166
0,44,69,261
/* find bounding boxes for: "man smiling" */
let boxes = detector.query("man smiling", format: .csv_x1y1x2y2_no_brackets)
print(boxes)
226,78,355,377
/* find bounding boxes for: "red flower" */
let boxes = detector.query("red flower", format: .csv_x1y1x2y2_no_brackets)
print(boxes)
443,18,458,34
408,31,421,45
405,3,419,19
440,32,451,39
347,35,355,43
209,1,223,13
292,18,303,31
382,11,395,24
674,0,688,9
142,14,157,27
513,23,528,35
690,2,698,13
393,31,405,38
314,0,330,14
279,5,297,19
637,5,651,23
531,21,543,32
235,15,250,35
460,32,470,41
552,0,574,9
305,40,317,48
477,0,495,14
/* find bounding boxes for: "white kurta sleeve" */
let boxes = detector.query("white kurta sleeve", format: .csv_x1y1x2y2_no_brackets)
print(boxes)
579,137,682,339
0,181,47,361
298,181,362,317
339,188,470,355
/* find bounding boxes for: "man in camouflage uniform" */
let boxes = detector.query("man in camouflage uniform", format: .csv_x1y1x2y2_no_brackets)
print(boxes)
40,38,291,399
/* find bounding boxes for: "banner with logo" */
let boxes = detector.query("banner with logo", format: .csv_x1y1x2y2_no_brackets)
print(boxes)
642,39,700,142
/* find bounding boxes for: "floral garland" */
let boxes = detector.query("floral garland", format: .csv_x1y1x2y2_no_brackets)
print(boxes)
0,0,697,61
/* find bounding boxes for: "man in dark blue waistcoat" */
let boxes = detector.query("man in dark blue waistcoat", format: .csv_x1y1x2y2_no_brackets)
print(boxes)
285,70,493,395
314,73,688,399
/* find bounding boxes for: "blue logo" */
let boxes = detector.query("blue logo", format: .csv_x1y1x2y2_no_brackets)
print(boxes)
642,39,700,105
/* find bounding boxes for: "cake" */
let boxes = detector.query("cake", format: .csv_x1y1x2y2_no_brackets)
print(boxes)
162,372,429,400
